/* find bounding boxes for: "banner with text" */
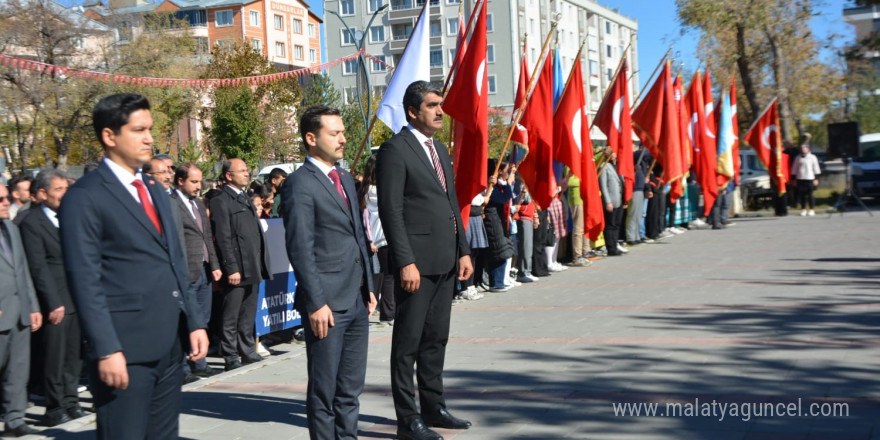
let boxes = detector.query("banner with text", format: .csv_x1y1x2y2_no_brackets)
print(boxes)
255,219,301,336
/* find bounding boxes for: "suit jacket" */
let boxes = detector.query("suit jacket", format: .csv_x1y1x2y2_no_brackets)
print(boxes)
170,191,220,283
377,128,470,275
59,161,205,363
0,219,39,331
281,161,373,314
209,185,271,286
599,164,624,208
18,205,75,315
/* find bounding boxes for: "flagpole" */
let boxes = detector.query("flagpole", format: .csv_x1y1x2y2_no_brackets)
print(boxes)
349,1,432,173
442,0,484,95
492,22,558,177
632,47,672,108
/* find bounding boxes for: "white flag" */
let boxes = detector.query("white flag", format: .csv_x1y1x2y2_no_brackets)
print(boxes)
375,4,430,133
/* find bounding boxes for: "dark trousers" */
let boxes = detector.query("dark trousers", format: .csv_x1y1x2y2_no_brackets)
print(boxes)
797,179,815,209
90,336,183,440
220,282,258,360
0,324,30,428
391,269,455,426
603,207,624,254
375,246,396,322
42,312,82,417
303,298,368,440
185,269,212,372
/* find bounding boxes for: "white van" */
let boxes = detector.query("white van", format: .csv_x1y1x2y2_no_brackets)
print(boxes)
738,147,772,209
851,133,880,197
256,163,301,182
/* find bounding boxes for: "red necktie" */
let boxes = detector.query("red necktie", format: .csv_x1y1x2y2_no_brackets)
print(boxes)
426,139,447,191
132,179,162,234
328,169,349,208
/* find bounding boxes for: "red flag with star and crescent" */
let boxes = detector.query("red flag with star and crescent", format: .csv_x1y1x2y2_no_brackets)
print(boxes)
594,58,634,201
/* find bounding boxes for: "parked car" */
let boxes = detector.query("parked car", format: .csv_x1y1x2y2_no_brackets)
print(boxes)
851,133,880,197
738,148,772,209
256,163,301,182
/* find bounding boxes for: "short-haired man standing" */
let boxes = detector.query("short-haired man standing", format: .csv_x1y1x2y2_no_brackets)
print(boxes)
210,158,271,371
0,182,42,437
59,93,208,439
7,175,32,220
377,81,473,440
282,105,376,440
171,163,222,379
19,169,89,427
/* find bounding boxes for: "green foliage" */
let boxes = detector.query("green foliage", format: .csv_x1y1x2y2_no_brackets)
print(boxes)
203,41,302,168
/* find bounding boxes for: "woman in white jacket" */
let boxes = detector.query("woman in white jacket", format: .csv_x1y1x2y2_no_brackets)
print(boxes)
791,143,821,216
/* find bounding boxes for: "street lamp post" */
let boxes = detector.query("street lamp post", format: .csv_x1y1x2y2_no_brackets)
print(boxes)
328,3,389,130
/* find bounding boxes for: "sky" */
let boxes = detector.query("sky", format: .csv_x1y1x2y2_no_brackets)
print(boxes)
310,0,856,92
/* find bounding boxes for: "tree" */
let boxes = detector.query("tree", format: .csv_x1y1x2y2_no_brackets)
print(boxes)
202,41,301,168
676,0,843,144
0,0,114,171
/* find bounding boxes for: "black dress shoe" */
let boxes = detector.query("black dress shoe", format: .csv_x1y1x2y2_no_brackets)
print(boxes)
46,412,73,427
3,424,38,437
241,352,264,364
193,366,220,378
224,358,242,371
183,372,200,384
67,406,90,419
397,418,443,440
423,408,472,430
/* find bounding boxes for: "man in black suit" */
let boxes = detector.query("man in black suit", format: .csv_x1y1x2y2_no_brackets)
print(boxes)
59,93,209,439
19,169,89,427
281,106,377,440
377,81,474,440
171,163,223,378
0,183,42,437
209,158,271,371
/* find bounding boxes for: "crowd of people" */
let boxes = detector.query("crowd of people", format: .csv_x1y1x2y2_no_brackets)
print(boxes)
0,82,822,439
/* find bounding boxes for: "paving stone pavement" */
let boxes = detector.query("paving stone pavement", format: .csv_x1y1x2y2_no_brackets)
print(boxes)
27,211,880,439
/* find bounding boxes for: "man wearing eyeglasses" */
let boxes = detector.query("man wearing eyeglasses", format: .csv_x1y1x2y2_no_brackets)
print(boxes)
209,159,271,371
143,157,173,194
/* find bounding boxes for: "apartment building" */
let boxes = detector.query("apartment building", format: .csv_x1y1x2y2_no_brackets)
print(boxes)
843,3,879,71
84,0,322,71
323,0,638,142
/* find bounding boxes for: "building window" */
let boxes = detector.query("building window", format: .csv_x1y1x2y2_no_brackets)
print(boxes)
294,45,304,59
293,18,302,34
215,39,234,50
340,0,355,15
343,87,357,105
342,28,356,45
607,68,612,81
275,42,285,57
606,44,612,57
368,0,385,13
392,23,413,40
370,25,385,43
529,18,535,35
487,44,495,63
430,20,441,37
446,0,458,3
274,14,284,30
215,10,233,27
249,10,259,27
487,13,493,32
372,55,387,72
308,23,316,38
343,59,358,75
175,10,207,27
251,38,261,52
430,46,442,67
448,48,456,66
446,18,459,36
309,48,317,62
589,60,599,77
488,75,496,94
196,37,209,53
606,20,611,34
373,85,387,96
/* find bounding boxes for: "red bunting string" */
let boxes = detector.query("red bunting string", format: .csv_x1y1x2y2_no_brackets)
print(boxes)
0,50,364,88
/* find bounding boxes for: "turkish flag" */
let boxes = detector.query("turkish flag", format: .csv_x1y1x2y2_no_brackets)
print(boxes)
632,61,685,186
518,50,556,209
669,74,689,203
685,71,718,217
594,58,634,201
553,59,604,240
510,49,529,148
443,0,488,226
730,79,741,186
744,98,788,195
